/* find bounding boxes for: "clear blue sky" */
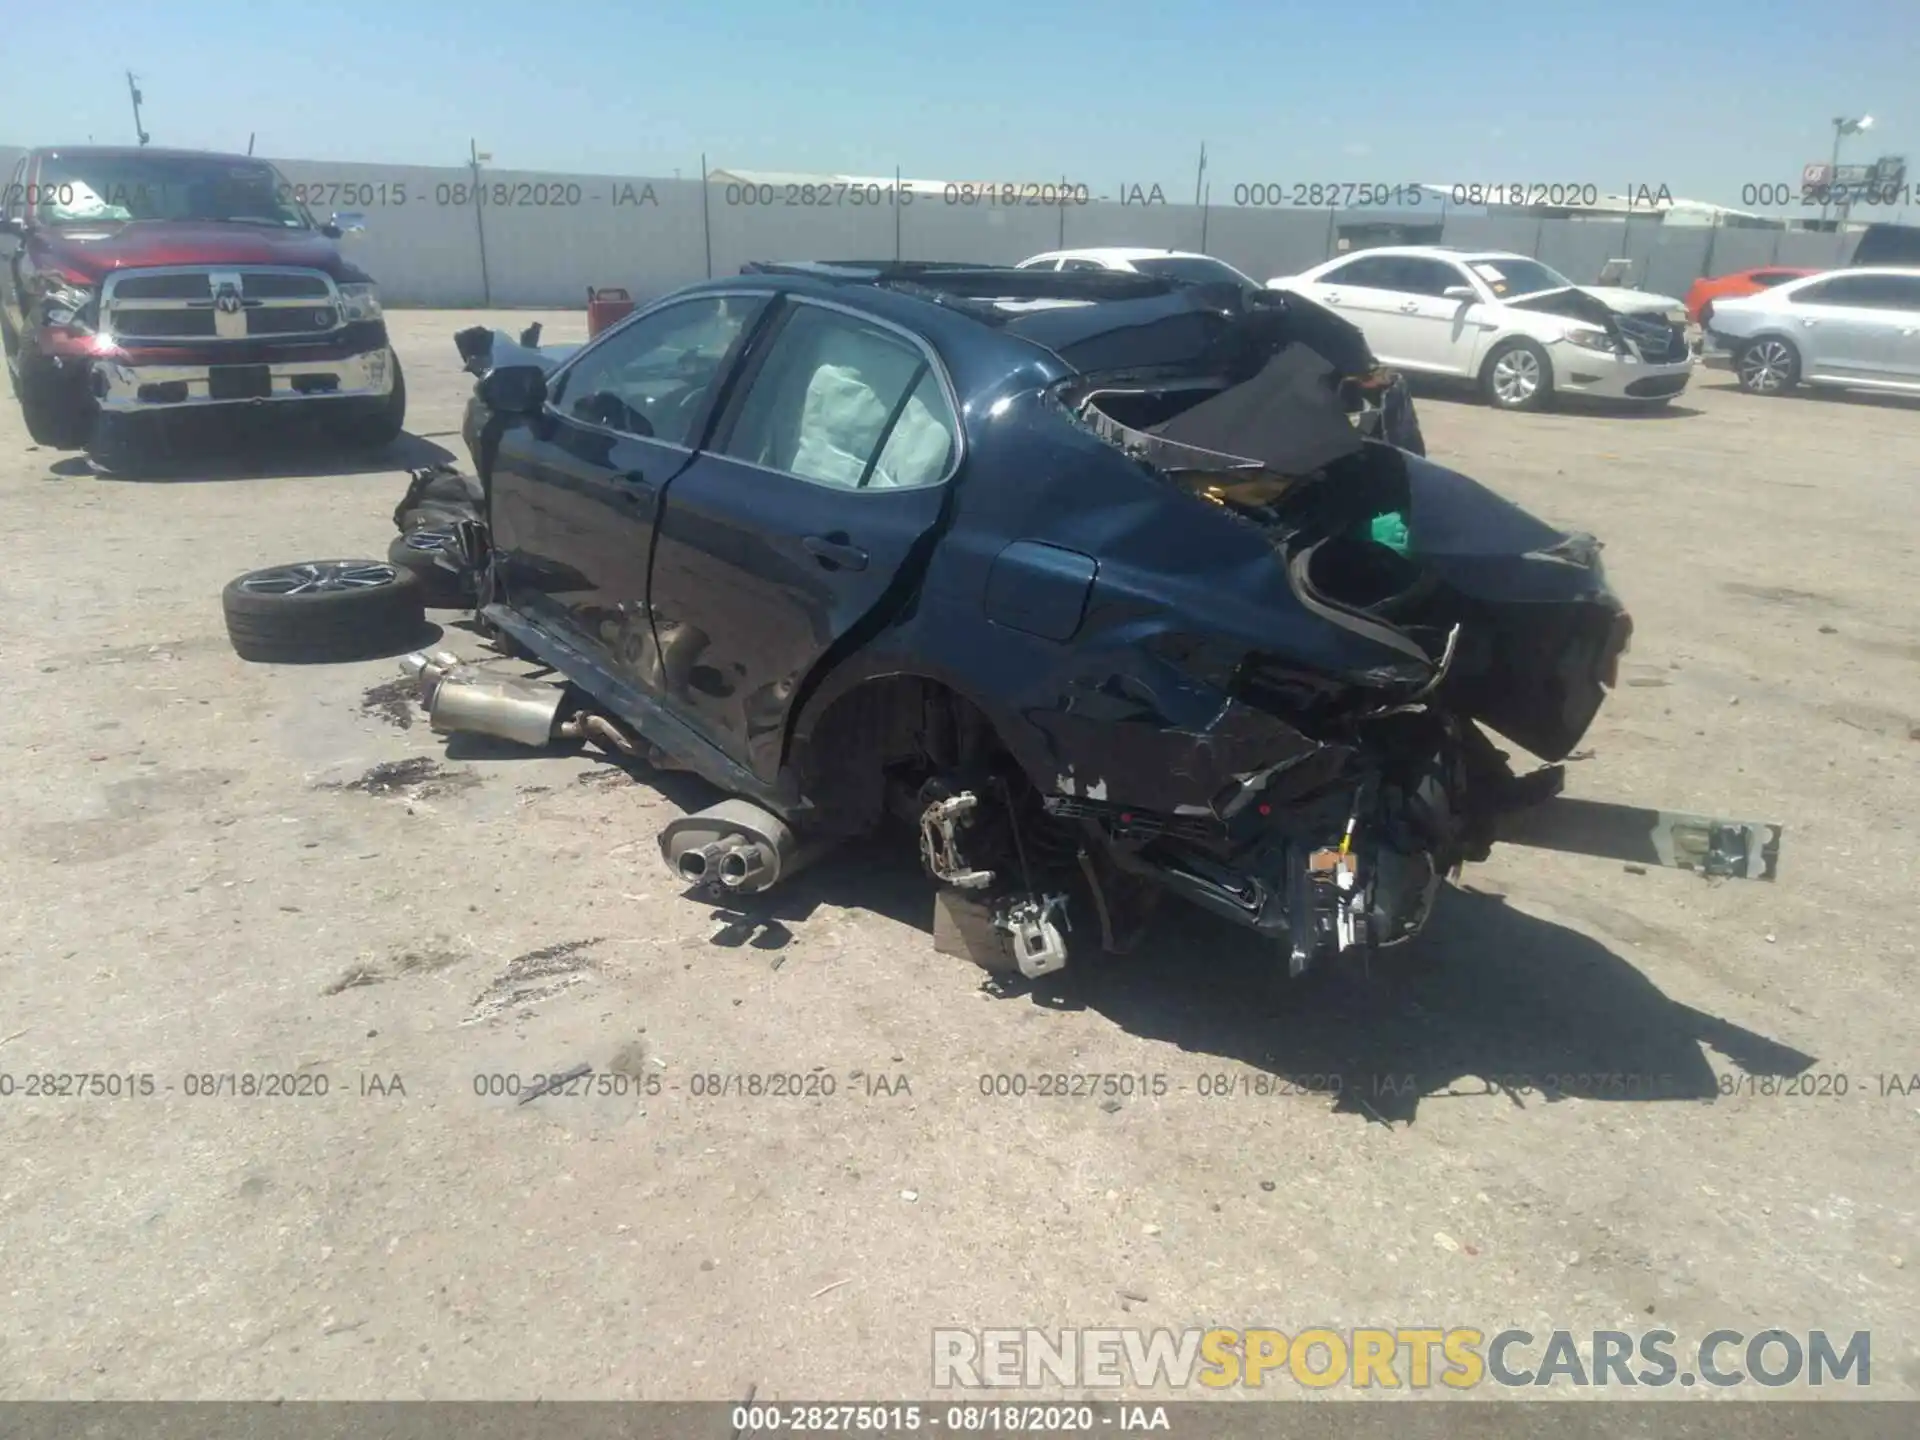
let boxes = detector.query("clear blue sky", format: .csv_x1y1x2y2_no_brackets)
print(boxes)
3,0,1914,211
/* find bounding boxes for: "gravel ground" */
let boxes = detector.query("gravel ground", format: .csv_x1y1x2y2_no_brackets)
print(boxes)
0,310,1915,1405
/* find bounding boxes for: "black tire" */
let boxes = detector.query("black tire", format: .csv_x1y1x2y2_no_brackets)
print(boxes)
1735,336,1799,396
13,353,94,448
222,560,425,663
1479,339,1553,412
338,351,407,449
387,529,471,609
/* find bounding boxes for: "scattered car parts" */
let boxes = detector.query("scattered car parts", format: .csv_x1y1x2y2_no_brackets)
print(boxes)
222,561,423,664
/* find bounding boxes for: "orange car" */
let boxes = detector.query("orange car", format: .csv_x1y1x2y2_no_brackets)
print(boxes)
1684,267,1818,325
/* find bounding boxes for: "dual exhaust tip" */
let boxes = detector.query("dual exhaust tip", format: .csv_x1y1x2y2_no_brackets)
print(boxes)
675,837,772,890
659,796,825,898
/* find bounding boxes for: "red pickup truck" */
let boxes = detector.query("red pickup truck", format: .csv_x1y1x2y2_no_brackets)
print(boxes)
1,146,404,452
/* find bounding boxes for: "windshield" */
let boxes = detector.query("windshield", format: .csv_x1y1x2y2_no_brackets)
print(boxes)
34,153,314,228
1131,255,1256,287
1463,256,1574,299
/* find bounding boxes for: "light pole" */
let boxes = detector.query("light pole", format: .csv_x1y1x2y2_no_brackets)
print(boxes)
1821,113,1873,228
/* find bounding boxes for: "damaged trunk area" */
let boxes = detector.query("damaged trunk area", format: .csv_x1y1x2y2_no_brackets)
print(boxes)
980,350,1636,972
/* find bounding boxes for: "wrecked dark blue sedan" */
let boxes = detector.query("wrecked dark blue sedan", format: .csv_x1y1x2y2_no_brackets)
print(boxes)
442,261,1642,980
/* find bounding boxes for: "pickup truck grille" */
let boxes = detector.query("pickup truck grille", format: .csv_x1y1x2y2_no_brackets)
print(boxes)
1615,313,1689,364
102,267,342,343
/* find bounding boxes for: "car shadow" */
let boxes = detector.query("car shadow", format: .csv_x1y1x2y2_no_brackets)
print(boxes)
1399,378,1703,420
47,425,455,482
1718,380,1920,412
681,839,1815,1122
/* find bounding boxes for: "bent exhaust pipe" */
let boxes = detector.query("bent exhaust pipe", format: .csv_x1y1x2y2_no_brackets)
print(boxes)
658,798,831,897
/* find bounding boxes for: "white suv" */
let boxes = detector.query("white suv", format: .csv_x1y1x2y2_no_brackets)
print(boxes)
1017,248,1260,287
1705,267,1920,397
1268,247,1695,411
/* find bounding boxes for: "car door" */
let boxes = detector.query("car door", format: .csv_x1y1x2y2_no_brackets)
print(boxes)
1300,254,1417,365
1380,257,1483,374
1872,274,1920,381
488,291,770,686
1782,274,1898,380
645,298,962,781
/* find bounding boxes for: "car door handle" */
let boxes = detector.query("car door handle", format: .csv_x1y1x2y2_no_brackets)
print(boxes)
1399,301,1420,313
803,533,868,571
617,469,655,504
1323,291,1342,304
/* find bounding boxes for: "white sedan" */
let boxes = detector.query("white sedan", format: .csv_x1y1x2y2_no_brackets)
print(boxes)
1705,267,1920,397
1268,247,1695,411
1017,247,1261,287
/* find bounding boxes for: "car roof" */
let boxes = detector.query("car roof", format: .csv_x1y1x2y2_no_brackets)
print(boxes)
1034,247,1217,263
712,261,1263,377
29,145,269,162
1323,245,1530,264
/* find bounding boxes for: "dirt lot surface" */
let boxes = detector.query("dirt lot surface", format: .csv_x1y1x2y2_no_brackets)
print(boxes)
1,310,1916,1405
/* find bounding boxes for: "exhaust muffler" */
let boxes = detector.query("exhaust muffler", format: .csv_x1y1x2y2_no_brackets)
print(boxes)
658,798,829,896
400,651,567,749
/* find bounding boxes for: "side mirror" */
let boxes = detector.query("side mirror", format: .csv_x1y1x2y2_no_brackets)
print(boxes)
1442,285,1477,301
324,211,367,240
477,363,548,416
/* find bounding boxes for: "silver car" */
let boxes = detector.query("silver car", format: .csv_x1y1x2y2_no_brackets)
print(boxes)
1707,266,1920,396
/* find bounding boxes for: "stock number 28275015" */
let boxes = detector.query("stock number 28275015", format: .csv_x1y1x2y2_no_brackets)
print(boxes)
978,1073,1169,1098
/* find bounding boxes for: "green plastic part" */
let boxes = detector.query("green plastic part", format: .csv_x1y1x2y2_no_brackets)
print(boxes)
1369,510,1411,556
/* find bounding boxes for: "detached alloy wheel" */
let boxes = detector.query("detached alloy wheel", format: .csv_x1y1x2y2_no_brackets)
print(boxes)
1481,340,1552,412
1736,337,1799,395
222,560,426,663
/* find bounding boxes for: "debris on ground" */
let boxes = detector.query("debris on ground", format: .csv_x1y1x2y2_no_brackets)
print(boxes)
359,678,419,730
517,1063,591,1106
464,939,605,1024
322,943,469,995
321,757,479,800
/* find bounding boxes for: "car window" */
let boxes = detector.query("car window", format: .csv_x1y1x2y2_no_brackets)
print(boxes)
1752,271,1799,288
1463,256,1571,298
550,295,762,443
717,304,957,490
1393,258,1473,298
1131,256,1254,286
1879,276,1920,310
1791,274,1899,308
1060,258,1107,271
1318,254,1400,288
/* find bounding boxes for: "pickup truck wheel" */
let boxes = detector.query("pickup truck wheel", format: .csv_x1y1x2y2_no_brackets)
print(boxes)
339,352,407,449
1480,339,1553,412
222,560,426,663
1735,336,1798,395
14,354,94,449
387,529,471,609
